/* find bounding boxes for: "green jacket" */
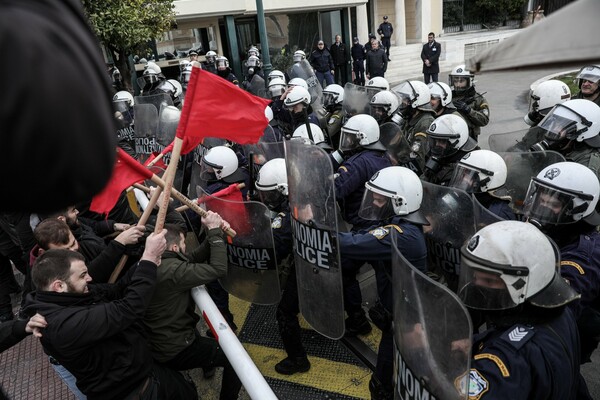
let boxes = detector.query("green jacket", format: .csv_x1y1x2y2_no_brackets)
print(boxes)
143,228,227,362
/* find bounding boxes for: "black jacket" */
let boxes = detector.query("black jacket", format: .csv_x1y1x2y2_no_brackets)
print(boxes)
365,48,388,77
309,48,334,73
351,43,365,61
377,22,394,38
421,40,441,74
330,42,348,66
25,262,157,400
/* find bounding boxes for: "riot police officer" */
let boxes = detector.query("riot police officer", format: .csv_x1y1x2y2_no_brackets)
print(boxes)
458,220,586,400
428,82,458,117
321,83,345,148
203,50,218,74
523,162,600,378
449,64,490,141
215,56,239,86
331,114,392,335
422,114,478,185
369,90,400,125
338,166,429,399
574,65,600,107
255,158,312,375
448,149,516,220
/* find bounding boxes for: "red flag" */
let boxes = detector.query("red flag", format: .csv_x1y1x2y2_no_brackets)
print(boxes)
176,68,271,144
160,135,202,156
89,148,154,216
202,184,251,236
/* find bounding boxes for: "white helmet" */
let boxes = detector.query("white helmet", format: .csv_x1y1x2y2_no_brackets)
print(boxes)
366,77,390,91
458,220,579,310
449,150,507,193
358,166,429,224
181,63,194,86
448,64,474,93
426,114,473,158
292,123,330,149
525,80,571,126
538,99,600,148
523,161,600,226
293,50,306,63
248,46,260,58
284,86,311,108
179,59,190,71
216,56,229,70
288,77,309,91
246,55,261,68
264,106,274,122
428,82,453,108
144,61,162,75
575,65,600,88
393,80,431,116
200,146,241,181
112,91,134,108
339,114,384,152
205,51,217,64
166,79,183,98
268,70,286,83
142,61,163,86
255,158,288,210
370,90,400,123
267,77,287,98
322,84,345,109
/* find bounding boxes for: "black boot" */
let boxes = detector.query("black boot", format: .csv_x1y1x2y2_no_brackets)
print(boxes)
274,356,311,375
345,310,372,337
369,376,393,400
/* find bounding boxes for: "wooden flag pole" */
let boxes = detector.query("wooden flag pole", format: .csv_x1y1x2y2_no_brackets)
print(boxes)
174,183,246,212
154,138,183,232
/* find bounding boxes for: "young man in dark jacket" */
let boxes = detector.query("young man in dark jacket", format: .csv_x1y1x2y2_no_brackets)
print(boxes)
26,231,198,400
351,37,366,86
365,41,387,80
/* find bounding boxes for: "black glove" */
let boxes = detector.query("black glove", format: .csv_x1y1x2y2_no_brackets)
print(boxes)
453,100,471,114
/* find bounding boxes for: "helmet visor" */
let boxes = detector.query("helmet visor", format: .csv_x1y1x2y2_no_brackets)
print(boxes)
247,58,259,67
427,135,459,158
538,108,580,142
257,188,284,211
269,84,286,98
523,179,591,225
457,252,522,310
448,164,481,193
339,127,362,152
370,105,388,123
322,92,338,107
576,67,600,84
358,188,395,220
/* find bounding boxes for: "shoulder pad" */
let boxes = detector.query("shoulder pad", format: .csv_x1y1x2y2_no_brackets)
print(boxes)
500,324,535,351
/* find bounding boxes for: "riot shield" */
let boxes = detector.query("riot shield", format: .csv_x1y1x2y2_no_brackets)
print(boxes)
420,182,476,292
197,187,281,305
288,60,323,105
133,94,173,160
379,122,411,166
248,74,268,99
392,232,472,400
499,151,565,214
157,105,180,146
284,139,344,340
487,129,529,152
242,128,285,167
342,83,380,118
473,197,504,231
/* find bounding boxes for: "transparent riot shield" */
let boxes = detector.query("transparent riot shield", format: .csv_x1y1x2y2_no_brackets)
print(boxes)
379,122,411,166
473,197,504,231
487,129,529,152
392,232,472,400
420,182,476,292
157,105,180,146
499,151,565,215
342,83,380,118
134,93,173,160
284,139,344,339
288,60,323,105
197,188,280,305
248,74,268,99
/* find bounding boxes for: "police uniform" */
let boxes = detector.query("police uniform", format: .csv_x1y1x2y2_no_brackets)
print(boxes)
453,87,490,140
565,143,600,184
339,216,427,395
272,208,310,365
559,229,600,363
401,110,435,175
469,307,582,400
324,105,344,149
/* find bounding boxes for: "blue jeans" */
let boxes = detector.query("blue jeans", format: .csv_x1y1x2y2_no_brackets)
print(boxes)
315,70,334,89
49,360,87,399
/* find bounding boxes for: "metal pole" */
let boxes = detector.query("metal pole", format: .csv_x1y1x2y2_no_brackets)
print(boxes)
256,0,272,82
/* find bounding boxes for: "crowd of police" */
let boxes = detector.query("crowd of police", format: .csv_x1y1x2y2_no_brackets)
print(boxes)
3,30,600,400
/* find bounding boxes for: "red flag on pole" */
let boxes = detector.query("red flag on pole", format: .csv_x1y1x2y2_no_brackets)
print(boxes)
160,135,202,156
89,148,154,216
201,184,251,236
176,68,271,144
